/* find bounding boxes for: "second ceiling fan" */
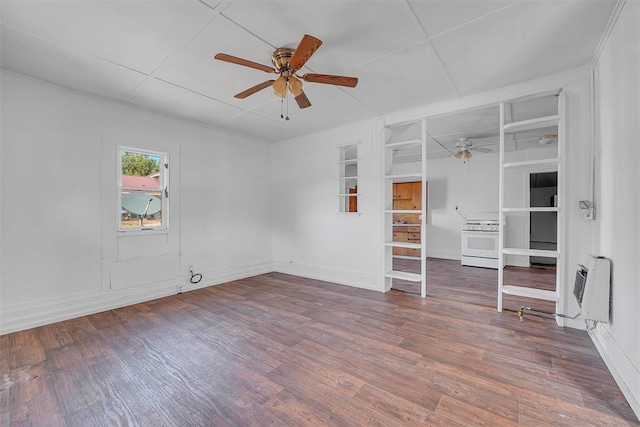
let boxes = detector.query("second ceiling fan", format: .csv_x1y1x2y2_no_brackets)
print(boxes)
214,34,358,117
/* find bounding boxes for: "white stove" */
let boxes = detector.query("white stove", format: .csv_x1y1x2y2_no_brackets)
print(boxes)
461,215,499,269
461,219,499,232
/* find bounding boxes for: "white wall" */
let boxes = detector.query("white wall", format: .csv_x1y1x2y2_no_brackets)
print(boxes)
0,72,273,334
593,0,640,416
271,120,382,291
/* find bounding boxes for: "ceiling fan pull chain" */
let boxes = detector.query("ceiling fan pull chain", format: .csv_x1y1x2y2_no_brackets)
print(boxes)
285,83,290,121
280,96,284,119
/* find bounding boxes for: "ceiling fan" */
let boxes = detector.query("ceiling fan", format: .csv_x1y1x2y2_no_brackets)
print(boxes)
453,138,492,160
214,34,358,119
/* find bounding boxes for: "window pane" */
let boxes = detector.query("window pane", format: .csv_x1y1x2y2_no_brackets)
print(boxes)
119,148,166,230
121,191,162,228
121,151,161,190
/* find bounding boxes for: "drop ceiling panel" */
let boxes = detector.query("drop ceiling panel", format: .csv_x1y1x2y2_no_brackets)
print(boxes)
0,1,619,143
221,0,424,74
1,24,148,101
427,105,500,139
432,0,616,96
155,16,278,110
0,0,214,74
348,42,457,115
129,78,244,126
409,0,515,38
249,83,376,138
216,111,288,143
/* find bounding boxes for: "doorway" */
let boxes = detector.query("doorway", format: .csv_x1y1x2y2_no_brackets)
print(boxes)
529,172,558,266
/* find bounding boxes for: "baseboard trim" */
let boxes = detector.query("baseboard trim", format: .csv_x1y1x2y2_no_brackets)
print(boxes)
0,261,274,335
272,260,380,292
426,250,459,261
590,324,640,421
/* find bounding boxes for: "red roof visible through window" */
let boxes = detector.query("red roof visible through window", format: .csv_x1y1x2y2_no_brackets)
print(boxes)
122,175,160,189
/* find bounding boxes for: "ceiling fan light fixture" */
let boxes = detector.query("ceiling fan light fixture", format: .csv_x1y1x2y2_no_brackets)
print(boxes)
273,76,287,98
454,151,463,159
289,75,303,97
539,134,557,145
463,149,472,159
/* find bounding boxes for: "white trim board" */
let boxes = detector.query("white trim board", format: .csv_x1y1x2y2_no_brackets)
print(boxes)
590,325,640,421
272,259,380,293
0,261,273,335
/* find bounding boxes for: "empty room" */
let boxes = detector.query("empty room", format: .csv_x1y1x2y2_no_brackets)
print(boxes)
1,0,639,425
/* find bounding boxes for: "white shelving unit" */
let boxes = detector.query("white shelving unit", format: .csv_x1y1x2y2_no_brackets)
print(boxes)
337,143,360,213
382,118,427,298
497,92,565,313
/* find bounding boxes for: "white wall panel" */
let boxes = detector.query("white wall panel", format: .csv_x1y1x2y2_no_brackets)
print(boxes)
593,1,640,418
0,72,272,333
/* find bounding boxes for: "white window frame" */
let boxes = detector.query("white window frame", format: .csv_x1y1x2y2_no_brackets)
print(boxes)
117,146,169,232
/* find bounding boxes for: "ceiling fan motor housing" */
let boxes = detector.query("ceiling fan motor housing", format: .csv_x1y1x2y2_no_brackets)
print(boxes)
271,48,295,72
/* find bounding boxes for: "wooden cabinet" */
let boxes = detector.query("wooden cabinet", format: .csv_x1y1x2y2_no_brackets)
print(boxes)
393,183,413,200
392,225,422,257
392,181,424,258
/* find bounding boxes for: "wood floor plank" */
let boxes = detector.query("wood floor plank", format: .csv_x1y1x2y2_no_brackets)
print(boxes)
8,330,45,370
3,272,638,426
6,362,64,426
354,382,443,426
435,394,516,426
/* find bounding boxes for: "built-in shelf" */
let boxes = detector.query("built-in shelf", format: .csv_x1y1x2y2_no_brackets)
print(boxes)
385,241,421,249
501,285,558,301
384,118,427,298
502,207,559,212
385,270,422,282
503,114,560,133
502,248,559,258
337,158,360,164
385,139,422,149
385,209,422,214
503,158,560,169
384,173,422,180
338,144,359,213
498,93,563,313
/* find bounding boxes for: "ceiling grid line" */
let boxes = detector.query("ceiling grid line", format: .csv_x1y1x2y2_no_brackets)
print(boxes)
404,1,460,98
0,0,620,142
425,0,527,42
0,22,149,78
123,6,228,103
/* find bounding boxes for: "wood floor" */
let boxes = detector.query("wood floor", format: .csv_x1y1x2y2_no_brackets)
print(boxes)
2,272,638,426
393,257,557,314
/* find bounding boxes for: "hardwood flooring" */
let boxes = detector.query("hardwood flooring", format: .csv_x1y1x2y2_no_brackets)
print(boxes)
393,257,557,314
2,272,638,426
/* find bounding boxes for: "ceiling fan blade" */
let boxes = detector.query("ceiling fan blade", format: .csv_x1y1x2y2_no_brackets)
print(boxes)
294,90,312,109
288,34,323,70
214,53,276,73
472,147,492,153
302,73,358,88
234,80,276,99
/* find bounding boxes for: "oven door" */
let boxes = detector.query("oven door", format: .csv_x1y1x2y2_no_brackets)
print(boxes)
461,231,499,258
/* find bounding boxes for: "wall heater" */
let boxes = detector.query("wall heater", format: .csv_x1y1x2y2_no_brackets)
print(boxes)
574,255,611,322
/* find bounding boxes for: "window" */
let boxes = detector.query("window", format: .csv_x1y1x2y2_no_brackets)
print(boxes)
118,147,168,231
337,143,359,213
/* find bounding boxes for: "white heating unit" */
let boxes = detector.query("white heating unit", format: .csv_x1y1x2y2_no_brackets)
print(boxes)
461,215,499,269
574,254,611,322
